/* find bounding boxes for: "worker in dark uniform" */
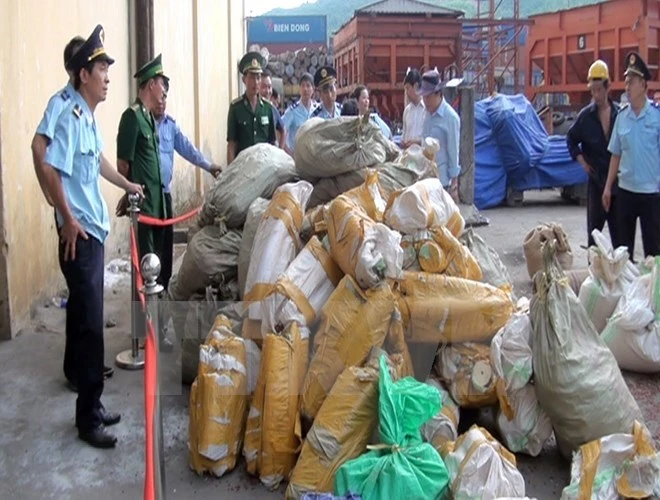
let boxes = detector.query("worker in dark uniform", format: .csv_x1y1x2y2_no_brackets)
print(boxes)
311,66,341,119
226,52,277,164
43,25,143,448
566,59,620,248
603,52,660,259
117,54,173,351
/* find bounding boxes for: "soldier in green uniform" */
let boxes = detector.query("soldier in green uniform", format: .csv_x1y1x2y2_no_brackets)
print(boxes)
116,54,173,350
226,52,276,164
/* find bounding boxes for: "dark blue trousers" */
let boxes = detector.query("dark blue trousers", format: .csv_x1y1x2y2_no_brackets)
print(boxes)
59,236,105,431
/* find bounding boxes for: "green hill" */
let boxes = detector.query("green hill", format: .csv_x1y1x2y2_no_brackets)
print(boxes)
264,0,605,36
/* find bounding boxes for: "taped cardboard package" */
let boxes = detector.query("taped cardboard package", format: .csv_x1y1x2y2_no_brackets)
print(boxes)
442,425,526,499
561,421,660,500
261,236,343,335
382,307,415,378
189,316,258,477
325,196,403,289
415,226,482,280
300,275,396,421
244,181,313,322
396,272,514,344
421,377,460,449
242,324,310,489
496,384,553,457
384,178,465,238
435,342,499,408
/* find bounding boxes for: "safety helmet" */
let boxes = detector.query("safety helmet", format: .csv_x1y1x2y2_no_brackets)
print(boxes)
588,60,610,81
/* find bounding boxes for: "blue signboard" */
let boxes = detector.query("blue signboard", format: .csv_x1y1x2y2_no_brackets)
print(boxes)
247,15,327,45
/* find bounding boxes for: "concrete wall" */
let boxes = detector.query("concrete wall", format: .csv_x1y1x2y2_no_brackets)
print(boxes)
0,0,246,339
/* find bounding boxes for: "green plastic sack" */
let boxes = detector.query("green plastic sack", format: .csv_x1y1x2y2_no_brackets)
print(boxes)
334,356,450,500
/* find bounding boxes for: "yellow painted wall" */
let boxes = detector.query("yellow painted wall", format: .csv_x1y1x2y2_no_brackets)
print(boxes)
0,0,247,338
0,1,132,338
154,0,246,210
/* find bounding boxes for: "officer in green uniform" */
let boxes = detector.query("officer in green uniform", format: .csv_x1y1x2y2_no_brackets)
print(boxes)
116,54,173,350
226,52,276,164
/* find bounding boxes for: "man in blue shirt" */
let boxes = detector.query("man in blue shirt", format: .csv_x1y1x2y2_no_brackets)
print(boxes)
603,52,660,259
312,66,341,119
42,25,143,449
33,36,119,385
153,87,221,292
418,69,461,196
261,72,287,149
32,36,85,207
282,72,318,155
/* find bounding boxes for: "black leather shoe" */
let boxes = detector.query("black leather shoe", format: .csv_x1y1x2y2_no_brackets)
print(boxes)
99,408,121,427
78,426,117,449
104,365,114,378
160,336,174,353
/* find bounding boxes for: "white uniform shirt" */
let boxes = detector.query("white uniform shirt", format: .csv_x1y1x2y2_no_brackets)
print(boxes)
402,99,426,144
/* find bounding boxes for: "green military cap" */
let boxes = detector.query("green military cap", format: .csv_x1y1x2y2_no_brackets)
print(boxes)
239,52,264,75
134,53,169,87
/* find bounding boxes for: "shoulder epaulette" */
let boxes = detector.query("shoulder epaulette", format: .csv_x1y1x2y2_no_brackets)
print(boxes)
130,102,141,112
311,106,322,117
60,90,70,101
72,104,82,119
619,103,630,110
231,96,242,105
290,100,300,110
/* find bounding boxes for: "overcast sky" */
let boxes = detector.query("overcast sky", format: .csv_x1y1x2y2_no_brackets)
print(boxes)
246,0,312,17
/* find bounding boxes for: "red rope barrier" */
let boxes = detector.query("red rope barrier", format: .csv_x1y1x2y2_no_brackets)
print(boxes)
143,318,158,500
129,226,146,310
138,206,202,227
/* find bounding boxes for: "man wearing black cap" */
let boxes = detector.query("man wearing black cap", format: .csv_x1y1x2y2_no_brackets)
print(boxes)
41,25,144,448
311,66,341,119
418,68,461,198
31,34,114,388
226,52,277,164
603,52,660,259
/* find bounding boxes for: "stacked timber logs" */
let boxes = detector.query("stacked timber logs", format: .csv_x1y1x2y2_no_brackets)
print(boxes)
248,44,331,88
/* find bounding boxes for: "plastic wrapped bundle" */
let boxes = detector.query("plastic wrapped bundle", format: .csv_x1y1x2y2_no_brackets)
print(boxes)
295,115,397,181
261,236,343,335
237,198,269,299
384,178,465,238
199,143,297,228
244,181,313,321
300,276,395,421
396,272,514,344
530,243,643,459
325,196,403,289
421,377,460,450
441,425,526,499
242,323,309,489
435,343,498,408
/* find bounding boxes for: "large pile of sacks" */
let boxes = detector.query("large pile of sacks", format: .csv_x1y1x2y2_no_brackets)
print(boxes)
175,116,660,499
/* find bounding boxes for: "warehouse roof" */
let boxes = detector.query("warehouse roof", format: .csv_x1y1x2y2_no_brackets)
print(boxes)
357,0,464,17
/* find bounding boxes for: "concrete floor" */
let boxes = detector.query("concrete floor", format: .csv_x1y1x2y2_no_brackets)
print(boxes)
0,190,657,500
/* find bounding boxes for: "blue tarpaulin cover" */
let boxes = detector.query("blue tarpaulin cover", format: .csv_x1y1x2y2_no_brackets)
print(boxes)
474,94,587,209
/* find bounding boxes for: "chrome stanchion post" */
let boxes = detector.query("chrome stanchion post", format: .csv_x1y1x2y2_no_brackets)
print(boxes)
116,193,145,370
142,253,165,500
